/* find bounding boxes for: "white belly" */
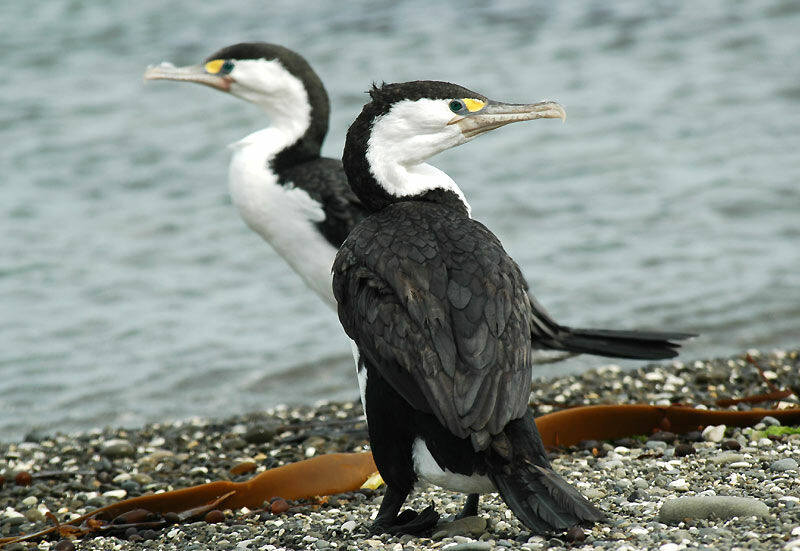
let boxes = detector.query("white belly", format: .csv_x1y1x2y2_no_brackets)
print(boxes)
412,438,495,494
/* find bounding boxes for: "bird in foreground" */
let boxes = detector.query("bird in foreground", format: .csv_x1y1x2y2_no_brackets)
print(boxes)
144,42,693,360
334,81,607,535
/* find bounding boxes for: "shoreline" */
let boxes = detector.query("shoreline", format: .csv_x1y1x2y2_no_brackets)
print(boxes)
1,349,799,550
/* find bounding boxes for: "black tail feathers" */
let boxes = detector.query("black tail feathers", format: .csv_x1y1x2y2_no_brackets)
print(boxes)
528,294,695,360
488,411,604,534
549,327,696,360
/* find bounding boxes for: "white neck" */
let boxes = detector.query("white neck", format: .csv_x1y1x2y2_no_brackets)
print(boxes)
364,100,472,215
366,157,472,217
229,59,312,145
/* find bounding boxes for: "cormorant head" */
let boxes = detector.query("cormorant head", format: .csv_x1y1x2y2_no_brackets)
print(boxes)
145,43,329,151
344,80,565,212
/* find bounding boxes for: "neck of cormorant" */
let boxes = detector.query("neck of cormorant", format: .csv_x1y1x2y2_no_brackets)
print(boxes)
343,109,471,217
251,83,329,175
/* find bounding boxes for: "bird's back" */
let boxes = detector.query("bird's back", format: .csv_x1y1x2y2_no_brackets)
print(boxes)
334,200,533,448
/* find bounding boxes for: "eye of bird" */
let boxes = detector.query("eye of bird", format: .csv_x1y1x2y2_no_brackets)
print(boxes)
449,99,465,113
204,59,235,75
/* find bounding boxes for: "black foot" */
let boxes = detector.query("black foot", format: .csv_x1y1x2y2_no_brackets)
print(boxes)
370,506,440,535
456,493,480,519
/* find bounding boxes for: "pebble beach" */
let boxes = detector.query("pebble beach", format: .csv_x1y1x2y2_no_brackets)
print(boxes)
2,349,799,551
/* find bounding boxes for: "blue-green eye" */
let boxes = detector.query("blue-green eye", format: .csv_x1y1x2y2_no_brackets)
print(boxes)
449,100,465,113
221,60,235,74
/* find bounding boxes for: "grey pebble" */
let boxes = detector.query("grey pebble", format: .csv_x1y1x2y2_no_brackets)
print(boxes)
658,496,769,524
101,439,135,458
445,543,493,551
432,515,487,539
646,440,668,451
769,458,798,472
761,416,780,427
710,452,745,465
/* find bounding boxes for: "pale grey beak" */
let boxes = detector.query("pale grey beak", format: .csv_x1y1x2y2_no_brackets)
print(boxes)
143,63,232,92
451,100,566,139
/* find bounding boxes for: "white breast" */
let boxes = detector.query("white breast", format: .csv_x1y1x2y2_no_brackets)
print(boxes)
227,129,338,308
412,438,495,494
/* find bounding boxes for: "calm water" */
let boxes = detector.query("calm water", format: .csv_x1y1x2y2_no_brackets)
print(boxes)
2,1,799,441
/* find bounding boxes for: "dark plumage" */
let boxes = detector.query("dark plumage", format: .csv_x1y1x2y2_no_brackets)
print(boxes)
334,81,610,534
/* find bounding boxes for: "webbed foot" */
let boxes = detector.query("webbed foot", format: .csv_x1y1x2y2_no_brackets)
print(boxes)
370,505,440,535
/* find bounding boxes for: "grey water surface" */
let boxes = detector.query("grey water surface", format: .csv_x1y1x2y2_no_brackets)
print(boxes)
2,0,799,441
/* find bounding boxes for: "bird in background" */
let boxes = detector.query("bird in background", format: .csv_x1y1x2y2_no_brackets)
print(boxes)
144,42,694,361
334,80,606,534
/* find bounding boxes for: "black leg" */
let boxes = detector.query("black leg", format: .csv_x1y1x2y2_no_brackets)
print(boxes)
456,493,480,519
370,485,440,536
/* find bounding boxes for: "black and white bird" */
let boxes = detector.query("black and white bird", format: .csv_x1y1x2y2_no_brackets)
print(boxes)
144,42,693,360
333,81,610,535
144,43,368,306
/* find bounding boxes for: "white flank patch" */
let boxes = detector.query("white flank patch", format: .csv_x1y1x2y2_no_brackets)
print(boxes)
228,128,338,308
351,341,367,412
412,438,495,494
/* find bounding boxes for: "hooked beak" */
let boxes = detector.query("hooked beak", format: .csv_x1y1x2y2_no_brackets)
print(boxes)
143,63,232,92
450,100,566,139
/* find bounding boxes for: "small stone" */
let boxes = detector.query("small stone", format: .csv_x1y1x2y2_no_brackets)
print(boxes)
711,452,745,465
582,488,606,500
102,439,136,458
24,508,45,523
720,439,741,451
103,489,127,499
54,540,75,551
21,496,37,507
729,461,751,468
702,425,726,443
674,443,696,457
432,515,487,539
244,426,277,444
660,544,680,551
341,520,357,532
646,440,668,451
669,479,689,491
270,498,290,514
204,509,225,523
658,496,769,524
649,432,678,444
628,489,649,502
770,458,798,472
683,430,703,442
120,480,140,493
14,471,32,486
761,416,780,426
446,543,493,551
4,513,25,527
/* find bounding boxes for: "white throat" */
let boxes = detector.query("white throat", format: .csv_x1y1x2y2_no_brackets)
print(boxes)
364,101,472,216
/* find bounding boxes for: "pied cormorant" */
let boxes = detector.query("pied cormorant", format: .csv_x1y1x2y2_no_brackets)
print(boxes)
333,82,607,535
143,43,693,364
145,42,368,305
